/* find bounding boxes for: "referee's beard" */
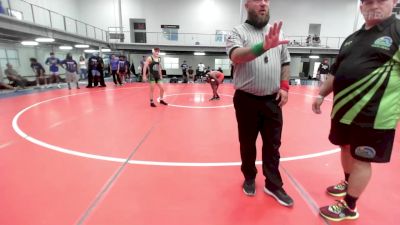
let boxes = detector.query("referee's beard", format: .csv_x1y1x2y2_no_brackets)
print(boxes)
247,9,270,29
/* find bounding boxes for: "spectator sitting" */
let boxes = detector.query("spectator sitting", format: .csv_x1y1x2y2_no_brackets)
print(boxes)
0,67,14,90
306,35,312,46
292,40,300,46
4,63,27,88
312,34,321,45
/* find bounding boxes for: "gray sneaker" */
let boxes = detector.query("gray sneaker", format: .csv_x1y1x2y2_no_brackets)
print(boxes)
242,180,256,196
264,187,294,207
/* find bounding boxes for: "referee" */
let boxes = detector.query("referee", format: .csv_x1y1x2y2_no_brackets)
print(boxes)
226,0,293,207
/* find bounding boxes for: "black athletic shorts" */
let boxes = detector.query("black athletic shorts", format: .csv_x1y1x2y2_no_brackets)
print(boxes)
329,120,395,163
149,73,161,83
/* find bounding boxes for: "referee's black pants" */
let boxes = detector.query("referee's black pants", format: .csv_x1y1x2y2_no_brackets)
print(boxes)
233,90,284,190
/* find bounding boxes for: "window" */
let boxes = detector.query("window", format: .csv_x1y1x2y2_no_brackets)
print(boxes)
163,57,179,69
134,22,146,30
161,25,179,41
215,58,230,71
215,30,230,43
0,48,19,68
162,28,178,41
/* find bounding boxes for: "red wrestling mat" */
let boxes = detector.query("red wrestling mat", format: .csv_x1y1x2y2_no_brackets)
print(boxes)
0,83,398,225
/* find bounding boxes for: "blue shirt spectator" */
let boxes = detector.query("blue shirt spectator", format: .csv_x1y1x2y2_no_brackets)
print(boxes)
45,52,61,73
0,1,5,15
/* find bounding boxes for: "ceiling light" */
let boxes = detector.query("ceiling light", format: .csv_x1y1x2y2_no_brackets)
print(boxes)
21,41,38,46
309,55,320,59
35,37,55,42
159,52,166,56
101,48,111,52
84,49,98,53
59,46,73,50
194,52,205,56
74,44,90,48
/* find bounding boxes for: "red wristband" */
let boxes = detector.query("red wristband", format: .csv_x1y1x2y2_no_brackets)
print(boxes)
280,80,289,91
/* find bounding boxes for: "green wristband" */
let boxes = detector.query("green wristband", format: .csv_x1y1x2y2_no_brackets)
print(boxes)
251,42,266,56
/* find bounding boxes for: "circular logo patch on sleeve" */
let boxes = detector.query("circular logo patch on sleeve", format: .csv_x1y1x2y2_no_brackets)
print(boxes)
355,146,376,159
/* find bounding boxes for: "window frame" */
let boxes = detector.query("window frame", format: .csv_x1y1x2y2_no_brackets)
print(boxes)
214,58,230,71
163,57,179,69
0,48,20,69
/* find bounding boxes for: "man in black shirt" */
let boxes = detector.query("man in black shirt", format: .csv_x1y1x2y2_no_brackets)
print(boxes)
87,53,106,88
181,60,188,83
317,58,330,84
187,66,194,83
313,0,400,221
130,61,136,78
30,58,47,88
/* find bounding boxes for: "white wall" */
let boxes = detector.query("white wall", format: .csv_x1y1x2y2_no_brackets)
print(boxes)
133,0,241,34
9,0,81,30
355,5,366,30
76,0,123,32
23,0,79,20
269,0,359,37
86,0,359,38
15,0,362,39
77,0,241,33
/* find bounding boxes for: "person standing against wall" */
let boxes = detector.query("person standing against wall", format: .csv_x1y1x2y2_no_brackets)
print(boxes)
87,53,106,88
181,60,188,83
197,62,205,81
60,53,79,89
78,56,87,80
45,52,61,88
30,58,47,89
110,54,121,86
317,58,330,84
117,55,128,85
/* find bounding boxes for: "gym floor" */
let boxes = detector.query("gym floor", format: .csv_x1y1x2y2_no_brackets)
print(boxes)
0,82,398,225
